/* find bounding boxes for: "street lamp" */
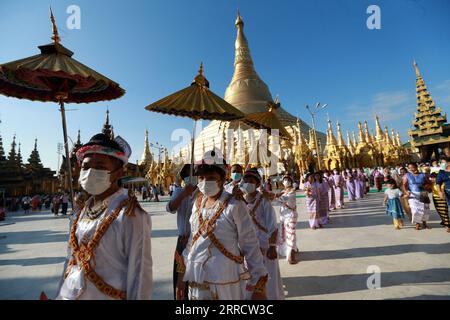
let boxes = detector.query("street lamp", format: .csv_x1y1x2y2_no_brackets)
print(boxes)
306,102,328,171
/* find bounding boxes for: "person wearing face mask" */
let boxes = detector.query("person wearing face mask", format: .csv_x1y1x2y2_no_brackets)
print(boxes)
354,169,365,199
166,164,198,299
273,175,298,264
240,169,284,300
225,164,244,196
324,171,336,211
403,162,432,230
332,169,345,209
176,151,268,300
315,172,330,226
56,133,153,300
303,173,320,229
343,169,356,201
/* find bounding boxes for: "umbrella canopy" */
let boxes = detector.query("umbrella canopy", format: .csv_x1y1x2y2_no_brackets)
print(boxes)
145,63,244,121
241,101,291,139
0,9,125,207
0,12,124,103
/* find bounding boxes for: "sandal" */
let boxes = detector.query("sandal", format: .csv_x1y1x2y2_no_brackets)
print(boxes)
415,223,422,230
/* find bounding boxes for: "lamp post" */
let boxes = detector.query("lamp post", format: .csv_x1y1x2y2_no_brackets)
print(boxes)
306,102,328,171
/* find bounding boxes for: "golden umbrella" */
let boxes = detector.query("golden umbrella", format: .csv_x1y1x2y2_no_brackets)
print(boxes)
0,9,125,205
145,63,245,178
241,101,291,140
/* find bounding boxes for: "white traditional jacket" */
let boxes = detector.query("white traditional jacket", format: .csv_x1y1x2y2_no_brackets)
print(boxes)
57,188,153,300
182,190,267,287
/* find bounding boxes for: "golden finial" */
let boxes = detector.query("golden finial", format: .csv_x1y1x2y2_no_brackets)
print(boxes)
49,7,60,44
236,9,243,26
193,62,209,88
413,59,421,78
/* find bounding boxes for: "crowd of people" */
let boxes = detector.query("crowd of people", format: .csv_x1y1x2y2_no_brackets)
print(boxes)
5,132,450,301
1,193,71,216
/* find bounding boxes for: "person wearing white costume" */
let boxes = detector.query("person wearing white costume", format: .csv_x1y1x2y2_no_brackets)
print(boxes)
176,151,268,300
224,163,244,194
241,168,284,300
273,175,299,265
56,133,153,300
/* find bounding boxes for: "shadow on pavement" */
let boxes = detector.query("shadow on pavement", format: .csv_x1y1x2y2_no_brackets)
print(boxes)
298,242,450,261
283,268,450,298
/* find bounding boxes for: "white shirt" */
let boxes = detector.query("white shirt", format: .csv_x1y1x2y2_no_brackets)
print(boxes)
224,180,241,194
245,192,277,251
272,189,297,218
183,190,267,286
56,189,153,300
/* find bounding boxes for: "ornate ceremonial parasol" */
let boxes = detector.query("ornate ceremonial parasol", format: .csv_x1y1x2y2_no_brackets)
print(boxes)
0,9,125,205
145,63,245,178
241,101,291,140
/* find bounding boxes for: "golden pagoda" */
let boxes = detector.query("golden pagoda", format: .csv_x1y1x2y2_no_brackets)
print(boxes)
186,12,326,174
294,118,315,174
322,118,354,170
408,61,450,160
139,129,153,166
353,122,378,167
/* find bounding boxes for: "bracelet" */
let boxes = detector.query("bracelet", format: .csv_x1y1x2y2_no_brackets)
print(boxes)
253,274,268,294
269,244,277,247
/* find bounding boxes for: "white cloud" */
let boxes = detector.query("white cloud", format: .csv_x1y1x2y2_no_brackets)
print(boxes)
344,90,414,122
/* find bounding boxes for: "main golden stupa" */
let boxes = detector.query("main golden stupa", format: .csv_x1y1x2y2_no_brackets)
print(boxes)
180,12,326,173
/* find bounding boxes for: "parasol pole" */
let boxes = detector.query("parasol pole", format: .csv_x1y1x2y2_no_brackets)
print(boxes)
58,99,75,210
189,119,197,182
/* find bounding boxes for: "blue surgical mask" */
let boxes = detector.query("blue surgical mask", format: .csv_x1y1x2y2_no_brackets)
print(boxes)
231,172,242,182
440,163,447,170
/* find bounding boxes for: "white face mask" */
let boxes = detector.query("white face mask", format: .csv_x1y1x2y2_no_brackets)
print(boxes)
79,168,112,196
283,180,291,187
197,180,221,197
241,182,256,194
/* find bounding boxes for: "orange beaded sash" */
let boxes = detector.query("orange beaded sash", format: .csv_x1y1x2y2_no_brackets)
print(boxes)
191,193,244,264
247,194,268,234
65,195,138,300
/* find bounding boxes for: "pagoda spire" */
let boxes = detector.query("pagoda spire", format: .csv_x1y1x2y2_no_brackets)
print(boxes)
396,131,402,146
28,138,43,169
391,128,397,147
72,129,82,152
411,60,446,135
0,132,5,162
17,142,23,165
364,121,372,144
139,129,153,165
374,114,384,143
352,131,358,147
358,122,366,144
327,118,337,146
7,135,17,164
224,11,273,114
347,130,355,154
102,108,113,140
336,121,346,147
384,126,392,145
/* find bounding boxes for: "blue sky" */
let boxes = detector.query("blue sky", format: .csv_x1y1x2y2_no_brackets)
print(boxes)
0,0,449,171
